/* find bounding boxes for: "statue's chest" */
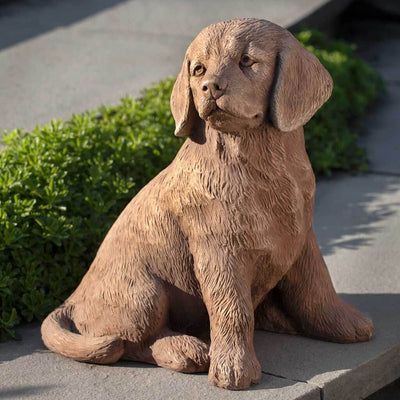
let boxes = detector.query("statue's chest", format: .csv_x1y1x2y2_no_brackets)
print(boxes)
178,155,313,260
231,176,307,246
191,167,309,255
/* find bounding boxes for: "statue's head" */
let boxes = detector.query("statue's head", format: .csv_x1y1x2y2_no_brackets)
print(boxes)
171,18,333,137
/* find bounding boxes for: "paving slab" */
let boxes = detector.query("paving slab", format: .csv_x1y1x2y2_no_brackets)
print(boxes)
0,0,347,133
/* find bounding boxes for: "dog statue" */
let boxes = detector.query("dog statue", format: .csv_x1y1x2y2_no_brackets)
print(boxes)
42,18,374,390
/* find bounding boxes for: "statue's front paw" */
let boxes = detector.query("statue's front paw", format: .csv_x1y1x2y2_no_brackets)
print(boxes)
209,347,261,390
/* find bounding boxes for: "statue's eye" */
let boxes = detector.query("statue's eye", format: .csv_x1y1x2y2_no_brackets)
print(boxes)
240,54,255,68
193,64,206,76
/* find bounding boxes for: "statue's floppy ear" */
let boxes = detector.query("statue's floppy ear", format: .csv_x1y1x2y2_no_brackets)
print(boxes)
269,33,333,132
170,57,198,137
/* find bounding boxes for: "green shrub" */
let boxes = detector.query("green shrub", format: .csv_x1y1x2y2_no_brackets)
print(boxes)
296,29,384,173
0,30,383,340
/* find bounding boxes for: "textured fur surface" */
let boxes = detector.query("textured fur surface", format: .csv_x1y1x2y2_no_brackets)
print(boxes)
41,19,374,390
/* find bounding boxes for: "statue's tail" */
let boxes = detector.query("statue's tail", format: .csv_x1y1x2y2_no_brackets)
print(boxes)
41,306,124,364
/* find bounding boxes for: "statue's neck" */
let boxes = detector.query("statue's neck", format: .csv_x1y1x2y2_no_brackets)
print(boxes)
175,123,288,171
201,123,274,163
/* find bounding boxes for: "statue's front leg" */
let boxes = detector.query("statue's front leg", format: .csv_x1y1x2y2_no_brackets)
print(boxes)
193,243,261,390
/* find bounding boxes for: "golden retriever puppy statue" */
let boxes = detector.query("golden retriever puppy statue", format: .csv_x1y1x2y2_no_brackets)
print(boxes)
42,18,374,390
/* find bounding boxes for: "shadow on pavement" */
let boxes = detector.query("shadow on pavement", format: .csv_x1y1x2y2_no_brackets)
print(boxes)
0,0,129,51
314,173,400,256
0,322,47,364
0,385,57,398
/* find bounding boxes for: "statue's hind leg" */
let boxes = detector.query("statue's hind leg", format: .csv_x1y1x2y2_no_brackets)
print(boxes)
110,275,210,372
124,327,210,373
74,265,209,372
72,274,170,363
255,288,300,335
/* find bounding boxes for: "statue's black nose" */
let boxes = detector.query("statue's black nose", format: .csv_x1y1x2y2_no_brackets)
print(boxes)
201,77,228,99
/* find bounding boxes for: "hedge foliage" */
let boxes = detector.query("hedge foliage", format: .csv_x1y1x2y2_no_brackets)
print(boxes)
297,29,383,173
0,30,383,340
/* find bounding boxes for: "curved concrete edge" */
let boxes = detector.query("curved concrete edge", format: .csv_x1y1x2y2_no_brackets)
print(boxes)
322,345,400,400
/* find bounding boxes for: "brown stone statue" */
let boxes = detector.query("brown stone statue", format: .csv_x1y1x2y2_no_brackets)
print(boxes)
41,18,374,390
